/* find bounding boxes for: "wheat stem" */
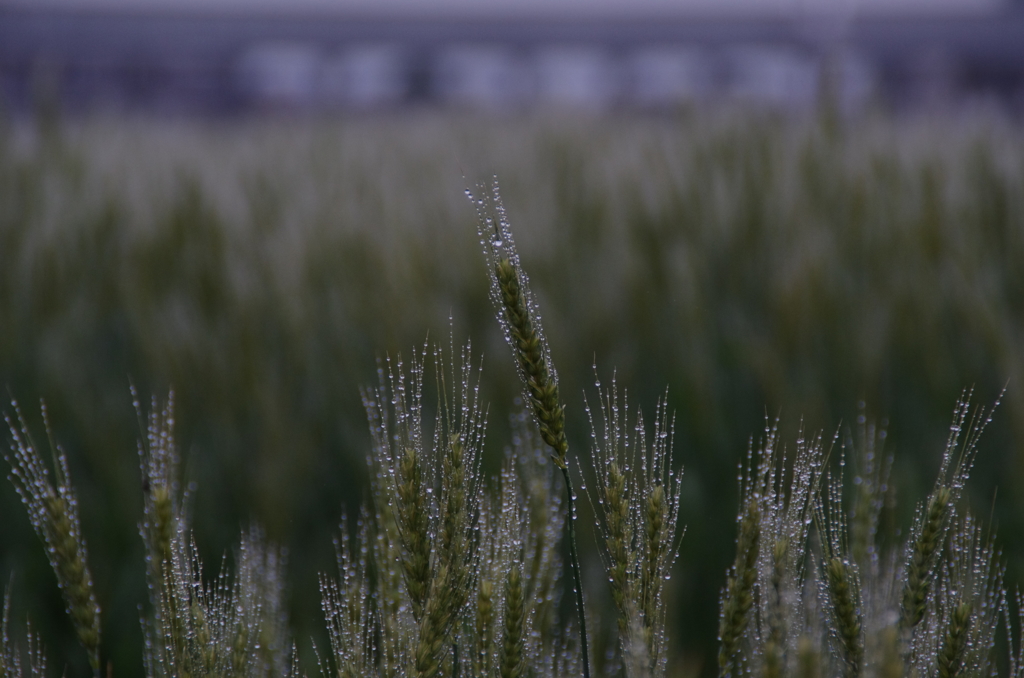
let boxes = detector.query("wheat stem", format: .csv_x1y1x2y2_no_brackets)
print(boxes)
561,465,592,678
604,460,632,636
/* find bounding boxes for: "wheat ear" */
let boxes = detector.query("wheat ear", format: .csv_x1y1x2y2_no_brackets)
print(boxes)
322,515,373,678
494,258,568,467
5,401,102,677
499,565,526,678
640,481,669,669
476,575,495,677
501,263,591,678
475,182,590,678
900,486,952,630
134,388,188,678
416,433,475,678
604,460,633,636
397,444,432,621
937,602,972,678
825,556,863,678
762,537,788,678
135,389,178,577
718,498,760,678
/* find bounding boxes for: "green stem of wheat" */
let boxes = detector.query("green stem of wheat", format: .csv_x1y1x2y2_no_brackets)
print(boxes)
561,465,591,678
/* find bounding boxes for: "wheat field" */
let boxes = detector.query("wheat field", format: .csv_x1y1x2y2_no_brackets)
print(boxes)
1,110,1024,677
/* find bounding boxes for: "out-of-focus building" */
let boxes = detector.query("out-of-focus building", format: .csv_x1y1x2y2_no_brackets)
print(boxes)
0,0,1022,115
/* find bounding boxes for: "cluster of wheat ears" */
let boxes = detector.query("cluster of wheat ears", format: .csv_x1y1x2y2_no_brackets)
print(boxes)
2,182,1022,678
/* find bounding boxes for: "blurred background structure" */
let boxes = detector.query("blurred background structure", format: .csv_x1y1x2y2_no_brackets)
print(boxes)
1,0,1024,115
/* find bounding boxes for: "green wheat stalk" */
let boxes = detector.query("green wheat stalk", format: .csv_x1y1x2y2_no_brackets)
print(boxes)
585,375,682,677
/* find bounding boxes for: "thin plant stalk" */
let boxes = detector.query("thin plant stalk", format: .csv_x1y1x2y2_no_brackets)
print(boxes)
559,465,590,678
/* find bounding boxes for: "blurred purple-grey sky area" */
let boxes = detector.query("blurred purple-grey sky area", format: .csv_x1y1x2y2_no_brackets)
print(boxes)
0,0,1009,18
1,0,1023,114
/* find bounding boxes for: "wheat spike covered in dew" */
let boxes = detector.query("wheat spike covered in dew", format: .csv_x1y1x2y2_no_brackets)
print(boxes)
4,401,102,677
334,333,577,678
584,373,684,678
131,392,294,678
470,179,594,678
715,392,1010,678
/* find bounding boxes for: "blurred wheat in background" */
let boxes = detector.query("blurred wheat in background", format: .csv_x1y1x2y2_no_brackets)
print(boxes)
1,109,1024,677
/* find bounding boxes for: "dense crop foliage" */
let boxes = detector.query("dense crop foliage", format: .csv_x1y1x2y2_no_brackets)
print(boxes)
1,111,1023,677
